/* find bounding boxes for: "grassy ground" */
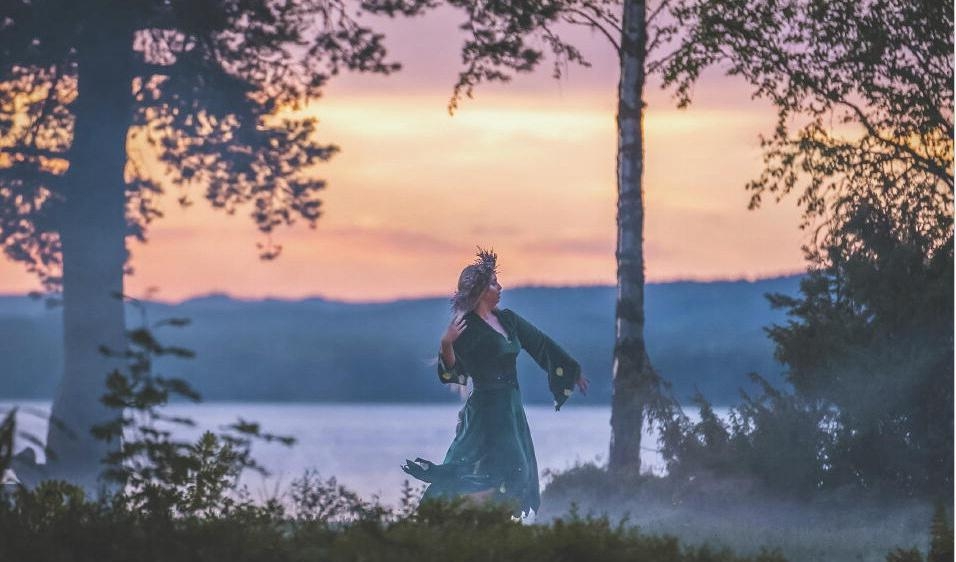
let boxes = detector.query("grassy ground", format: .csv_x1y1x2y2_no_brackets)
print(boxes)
1,468,944,562
1,481,790,562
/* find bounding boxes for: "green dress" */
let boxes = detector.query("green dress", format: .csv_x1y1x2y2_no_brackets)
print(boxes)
402,308,582,516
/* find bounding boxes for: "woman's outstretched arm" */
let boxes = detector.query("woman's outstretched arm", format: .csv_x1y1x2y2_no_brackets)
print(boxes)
437,314,469,384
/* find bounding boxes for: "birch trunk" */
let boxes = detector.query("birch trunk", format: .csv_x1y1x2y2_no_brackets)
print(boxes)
45,18,133,489
609,0,654,476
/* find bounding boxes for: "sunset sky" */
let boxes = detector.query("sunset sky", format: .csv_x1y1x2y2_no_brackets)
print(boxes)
0,7,807,303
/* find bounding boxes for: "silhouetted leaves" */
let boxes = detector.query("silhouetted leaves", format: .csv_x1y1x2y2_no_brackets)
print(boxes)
0,0,405,289
664,0,953,255
656,0,953,499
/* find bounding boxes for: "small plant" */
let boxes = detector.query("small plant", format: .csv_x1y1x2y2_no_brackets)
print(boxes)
289,469,372,523
91,294,294,517
395,479,424,519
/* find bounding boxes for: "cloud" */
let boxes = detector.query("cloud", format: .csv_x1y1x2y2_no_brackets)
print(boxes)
470,224,522,237
323,225,469,254
519,237,614,257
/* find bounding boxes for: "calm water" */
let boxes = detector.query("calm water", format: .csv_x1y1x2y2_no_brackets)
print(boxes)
6,401,673,506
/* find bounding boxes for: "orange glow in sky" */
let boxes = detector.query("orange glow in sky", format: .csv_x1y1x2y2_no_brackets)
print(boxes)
0,11,807,302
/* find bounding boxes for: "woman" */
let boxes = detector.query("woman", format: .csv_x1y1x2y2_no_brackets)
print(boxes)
402,248,589,517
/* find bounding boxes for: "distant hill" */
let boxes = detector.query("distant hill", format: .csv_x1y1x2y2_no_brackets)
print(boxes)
0,275,802,406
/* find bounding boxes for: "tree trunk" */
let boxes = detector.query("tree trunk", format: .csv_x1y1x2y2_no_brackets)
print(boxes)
609,0,653,477
45,17,134,490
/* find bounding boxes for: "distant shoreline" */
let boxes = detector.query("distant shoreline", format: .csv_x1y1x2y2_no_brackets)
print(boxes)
0,272,804,307
1,276,800,405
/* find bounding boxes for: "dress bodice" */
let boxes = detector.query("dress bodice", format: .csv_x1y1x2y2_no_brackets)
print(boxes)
460,310,522,389
436,308,582,410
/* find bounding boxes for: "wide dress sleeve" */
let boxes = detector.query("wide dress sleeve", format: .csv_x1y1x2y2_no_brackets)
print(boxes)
436,337,470,386
504,308,582,410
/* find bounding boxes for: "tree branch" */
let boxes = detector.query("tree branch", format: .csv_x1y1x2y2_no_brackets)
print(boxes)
646,46,681,74
573,2,624,33
561,8,621,54
832,94,953,186
23,65,62,148
647,0,671,26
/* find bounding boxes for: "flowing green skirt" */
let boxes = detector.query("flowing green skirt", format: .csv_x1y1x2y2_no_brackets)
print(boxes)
403,386,540,516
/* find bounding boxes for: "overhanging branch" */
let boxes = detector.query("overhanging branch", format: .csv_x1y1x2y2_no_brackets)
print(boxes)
562,8,621,54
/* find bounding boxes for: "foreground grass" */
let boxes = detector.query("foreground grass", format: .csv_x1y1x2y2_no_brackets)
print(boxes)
2,471,949,562
0,480,787,562
539,463,949,562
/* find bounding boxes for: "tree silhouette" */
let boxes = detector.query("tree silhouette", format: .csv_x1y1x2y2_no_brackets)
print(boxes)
660,0,953,496
0,0,398,487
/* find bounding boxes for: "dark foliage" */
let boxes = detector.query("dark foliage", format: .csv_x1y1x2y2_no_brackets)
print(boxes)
664,0,952,245
660,221,953,498
767,228,951,496
0,0,401,288
653,0,953,500
657,382,827,498
362,0,609,112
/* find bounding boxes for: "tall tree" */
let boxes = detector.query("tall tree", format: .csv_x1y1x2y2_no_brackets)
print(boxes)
0,0,398,488
659,0,953,494
364,0,682,476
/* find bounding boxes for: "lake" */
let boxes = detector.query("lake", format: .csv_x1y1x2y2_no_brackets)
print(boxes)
5,401,679,507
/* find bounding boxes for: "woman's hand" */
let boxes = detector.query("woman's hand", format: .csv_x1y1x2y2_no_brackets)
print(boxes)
441,314,468,346
575,373,590,396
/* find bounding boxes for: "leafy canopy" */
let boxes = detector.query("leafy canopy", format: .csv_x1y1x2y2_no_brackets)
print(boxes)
0,0,401,290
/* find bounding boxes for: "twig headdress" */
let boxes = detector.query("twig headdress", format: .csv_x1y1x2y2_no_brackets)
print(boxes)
451,247,498,314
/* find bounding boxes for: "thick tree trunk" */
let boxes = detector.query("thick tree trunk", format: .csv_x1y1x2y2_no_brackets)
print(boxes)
609,0,653,477
45,17,134,489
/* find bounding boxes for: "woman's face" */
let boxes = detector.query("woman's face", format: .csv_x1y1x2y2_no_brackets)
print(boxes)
478,275,502,308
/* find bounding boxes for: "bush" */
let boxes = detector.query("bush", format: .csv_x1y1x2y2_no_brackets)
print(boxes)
0,481,789,562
